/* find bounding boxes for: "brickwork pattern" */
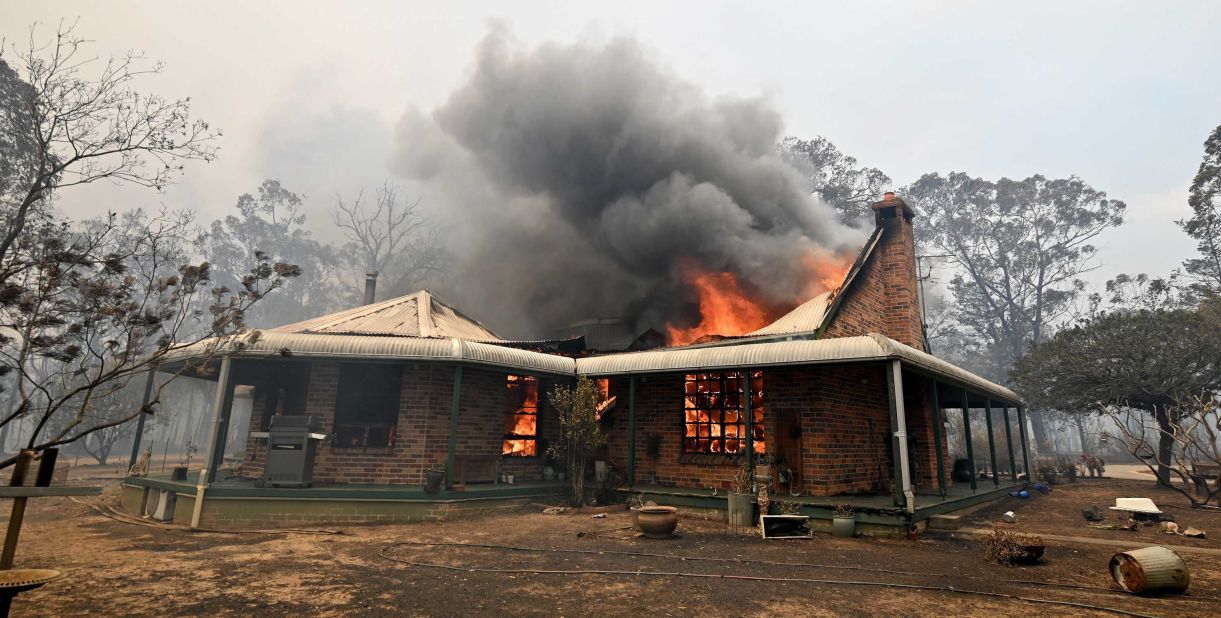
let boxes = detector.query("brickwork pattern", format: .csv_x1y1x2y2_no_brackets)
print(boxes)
237,362,564,486
603,365,949,496
823,207,926,351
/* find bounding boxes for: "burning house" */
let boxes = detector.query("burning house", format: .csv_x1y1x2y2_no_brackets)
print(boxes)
122,193,1027,534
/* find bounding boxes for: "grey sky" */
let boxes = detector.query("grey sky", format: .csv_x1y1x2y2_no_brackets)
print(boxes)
3,0,1219,292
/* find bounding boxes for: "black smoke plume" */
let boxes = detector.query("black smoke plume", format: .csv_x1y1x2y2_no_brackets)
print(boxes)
394,28,865,338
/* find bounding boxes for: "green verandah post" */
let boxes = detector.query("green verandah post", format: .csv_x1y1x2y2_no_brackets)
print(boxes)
1017,406,1032,481
1003,407,1017,483
984,398,999,488
446,365,463,489
929,378,947,499
961,389,976,493
627,377,637,487
743,371,754,490
127,368,158,470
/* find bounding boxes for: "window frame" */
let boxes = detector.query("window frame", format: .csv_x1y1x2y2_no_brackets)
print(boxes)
502,374,541,458
331,362,403,449
681,371,764,455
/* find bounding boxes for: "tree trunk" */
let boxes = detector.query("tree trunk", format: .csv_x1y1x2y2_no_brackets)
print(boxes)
1073,415,1089,455
1027,409,1051,456
1154,408,1175,488
0,422,8,454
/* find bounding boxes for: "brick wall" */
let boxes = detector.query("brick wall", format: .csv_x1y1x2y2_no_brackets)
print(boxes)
601,363,949,497
822,197,926,352
237,362,563,486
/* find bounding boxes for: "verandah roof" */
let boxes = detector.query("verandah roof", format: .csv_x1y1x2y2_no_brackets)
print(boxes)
575,333,1021,406
165,330,1020,406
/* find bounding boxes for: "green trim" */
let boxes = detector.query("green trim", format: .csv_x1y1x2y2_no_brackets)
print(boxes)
1003,407,1017,482
128,369,157,470
122,477,566,502
929,377,947,498
1018,407,1032,479
912,484,1021,519
984,398,999,487
961,389,977,493
446,366,463,489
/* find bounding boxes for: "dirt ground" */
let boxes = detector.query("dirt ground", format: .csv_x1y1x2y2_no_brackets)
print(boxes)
4,464,1220,617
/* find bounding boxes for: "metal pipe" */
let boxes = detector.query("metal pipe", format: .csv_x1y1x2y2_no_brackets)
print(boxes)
887,361,915,514
192,356,231,530
626,377,636,487
363,271,378,305
128,369,157,471
446,365,463,489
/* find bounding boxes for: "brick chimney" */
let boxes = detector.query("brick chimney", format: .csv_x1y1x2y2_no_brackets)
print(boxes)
820,192,926,351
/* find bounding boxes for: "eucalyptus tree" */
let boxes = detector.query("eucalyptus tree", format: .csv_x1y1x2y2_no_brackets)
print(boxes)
332,181,449,301
1180,124,1221,294
906,173,1126,450
200,179,337,327
779,136,892,224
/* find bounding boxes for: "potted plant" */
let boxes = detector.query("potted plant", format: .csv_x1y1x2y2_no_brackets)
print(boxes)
832,503,855,538
727,458,755,527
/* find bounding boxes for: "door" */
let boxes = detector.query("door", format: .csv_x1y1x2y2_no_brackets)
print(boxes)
773,407,803,495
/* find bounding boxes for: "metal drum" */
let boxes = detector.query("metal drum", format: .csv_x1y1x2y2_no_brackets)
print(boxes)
1109,546,1190,594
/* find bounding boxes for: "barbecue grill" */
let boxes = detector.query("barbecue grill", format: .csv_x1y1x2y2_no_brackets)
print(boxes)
260,415,326,488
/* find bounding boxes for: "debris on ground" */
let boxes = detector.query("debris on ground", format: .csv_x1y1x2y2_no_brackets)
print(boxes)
1110,546,1191,594
1109,497,1161,515
1081,505,1105,522
981,529,1045,565
1090,521,1137,531
543,507,568,515
1033,483,1051,495
591,513,607,519
1182,527,1207,538
1002,511,1018,523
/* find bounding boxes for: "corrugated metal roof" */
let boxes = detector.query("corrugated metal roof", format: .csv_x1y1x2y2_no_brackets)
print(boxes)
575,333,1021,405
744,292,832,336
269,290,502,341
167,331,575,376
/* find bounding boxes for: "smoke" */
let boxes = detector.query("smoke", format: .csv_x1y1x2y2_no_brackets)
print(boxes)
394,28,867,338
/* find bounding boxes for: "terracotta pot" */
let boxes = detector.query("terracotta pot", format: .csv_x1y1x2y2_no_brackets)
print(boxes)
635,506,678,538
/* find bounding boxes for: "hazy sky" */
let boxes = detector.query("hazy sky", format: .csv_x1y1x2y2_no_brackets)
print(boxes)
3,1,1219,293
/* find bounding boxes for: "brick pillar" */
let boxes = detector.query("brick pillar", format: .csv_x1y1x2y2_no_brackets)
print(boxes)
870,193,925,351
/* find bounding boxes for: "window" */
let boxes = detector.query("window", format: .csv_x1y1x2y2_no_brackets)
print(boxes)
259,363,310,430
502,375,539,457
333,363,402,448
682,371,765,454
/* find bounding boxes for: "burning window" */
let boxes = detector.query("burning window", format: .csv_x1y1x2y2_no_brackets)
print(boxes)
333,363,401,448
502,375,539,457
683,371,765,455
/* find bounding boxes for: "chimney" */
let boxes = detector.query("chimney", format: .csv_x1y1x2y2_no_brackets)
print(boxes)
869,192,923,350
363,271,378,305
820,192,925,351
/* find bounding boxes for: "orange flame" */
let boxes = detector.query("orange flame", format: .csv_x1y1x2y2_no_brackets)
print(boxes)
666,271,770,346
503,375,539,456
666,251,853,346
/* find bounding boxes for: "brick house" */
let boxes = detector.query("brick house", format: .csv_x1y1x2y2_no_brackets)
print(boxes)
124,194,1028,530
